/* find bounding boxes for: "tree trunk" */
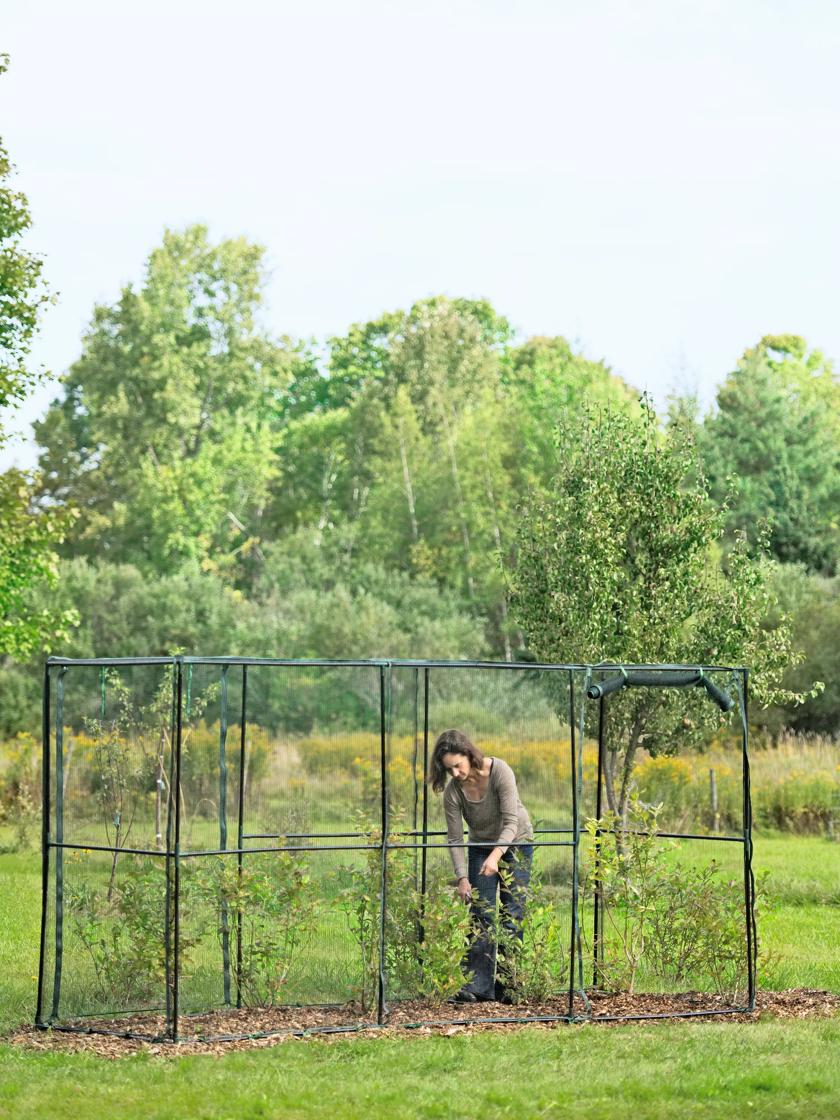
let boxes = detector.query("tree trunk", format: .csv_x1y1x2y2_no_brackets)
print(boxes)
313,451,338,547
618,717,645,828
439,410,474,599
482,454,512,661
397,419,419,543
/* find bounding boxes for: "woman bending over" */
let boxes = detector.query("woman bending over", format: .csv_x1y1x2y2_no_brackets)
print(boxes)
429,728,533,1003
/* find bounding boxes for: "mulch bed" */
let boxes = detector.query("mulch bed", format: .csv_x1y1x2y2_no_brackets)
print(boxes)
8,989,839,1059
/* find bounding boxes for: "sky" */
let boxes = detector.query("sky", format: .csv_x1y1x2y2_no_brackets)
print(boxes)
2,0,839,468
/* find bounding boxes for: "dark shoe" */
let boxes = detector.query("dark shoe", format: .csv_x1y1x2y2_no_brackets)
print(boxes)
494,981,516,1005
448,988,478,1004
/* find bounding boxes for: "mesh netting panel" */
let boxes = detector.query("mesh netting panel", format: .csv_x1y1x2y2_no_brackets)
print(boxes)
238,664,383,853
422,665,576,842
39,659,752,1037
581,836,750,1015
51,662,176,853
40,849,169,1024
577,665,752,1017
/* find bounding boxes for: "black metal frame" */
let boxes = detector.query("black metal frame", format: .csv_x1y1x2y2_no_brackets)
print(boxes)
35,657,755,1043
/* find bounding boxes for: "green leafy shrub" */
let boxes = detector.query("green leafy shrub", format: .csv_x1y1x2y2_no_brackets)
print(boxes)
65,855,204,1005
494,863,570,1002
583,797,755,998
196,851,318,1007
340,811,471,1009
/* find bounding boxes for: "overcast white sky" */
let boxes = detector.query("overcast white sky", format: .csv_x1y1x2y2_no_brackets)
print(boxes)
2,0,839,468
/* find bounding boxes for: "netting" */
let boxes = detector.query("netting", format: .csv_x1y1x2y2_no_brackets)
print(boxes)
36,658,755,1041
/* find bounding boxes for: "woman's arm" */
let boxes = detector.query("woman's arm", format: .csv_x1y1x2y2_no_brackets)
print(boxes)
443,785,468,883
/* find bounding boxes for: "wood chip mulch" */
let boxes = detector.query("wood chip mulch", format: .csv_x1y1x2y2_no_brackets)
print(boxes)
7,989,839,1060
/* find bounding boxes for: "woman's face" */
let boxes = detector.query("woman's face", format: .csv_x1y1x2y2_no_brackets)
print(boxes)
441,751,472,782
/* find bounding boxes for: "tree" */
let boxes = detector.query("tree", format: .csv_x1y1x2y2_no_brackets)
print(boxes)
768,564,840,736
509,400,814,821
327,297,512,418
35,225,316,579
266,297,514,603
699,335,840,575
502,335,638,490
0,56,52,410
272,305,642,656
0,54,76,658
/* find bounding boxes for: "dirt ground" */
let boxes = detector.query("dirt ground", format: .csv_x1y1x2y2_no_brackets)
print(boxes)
8,988,840,1059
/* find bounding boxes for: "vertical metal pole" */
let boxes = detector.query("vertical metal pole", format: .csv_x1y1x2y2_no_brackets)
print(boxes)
592,694,605,989
35,663,51,1026
236,665,248,1009
567,670,579,1018
164,660,176,1035
172,658,184,1040
420,667,430,906
218,666,231,1004
377,664,389,1024
412,668,420,889
50,667,67,1021
741,668,756,1010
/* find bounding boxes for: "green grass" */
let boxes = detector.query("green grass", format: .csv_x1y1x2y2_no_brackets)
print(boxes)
2,1021,840,1120
0,851,41,1033
1,837,839,1119
752,833,840,906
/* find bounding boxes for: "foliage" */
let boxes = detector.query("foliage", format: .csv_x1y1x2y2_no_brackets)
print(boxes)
0,57,77,660
64,855,203,1005
81,674,143,896
698,335,840,576
493,861,570,1002
583,798,758,998
196,852,318,1007
0,471,78,659
0,784,38,852
767,565,840,736
0,55,53,412
35,225,316,578
339,811,471,1009
502,335,638,484
0,557,242,734
510,399,818,818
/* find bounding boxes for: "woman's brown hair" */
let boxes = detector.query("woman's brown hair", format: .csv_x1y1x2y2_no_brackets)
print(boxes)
427,729,485,793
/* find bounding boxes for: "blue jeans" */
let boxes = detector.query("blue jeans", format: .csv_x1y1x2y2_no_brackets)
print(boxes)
464,844,533,999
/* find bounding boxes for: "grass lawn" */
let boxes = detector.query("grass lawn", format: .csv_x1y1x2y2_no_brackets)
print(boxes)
2,1020,840,1120
1,834,838,1119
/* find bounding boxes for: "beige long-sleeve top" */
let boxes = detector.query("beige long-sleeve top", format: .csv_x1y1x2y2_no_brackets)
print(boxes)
443,757,533,881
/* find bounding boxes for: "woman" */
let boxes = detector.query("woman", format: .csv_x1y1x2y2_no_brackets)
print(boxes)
428,728,534,1003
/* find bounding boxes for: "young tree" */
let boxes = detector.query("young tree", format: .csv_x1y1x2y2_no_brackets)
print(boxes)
509,400,814,821
0,54,76,657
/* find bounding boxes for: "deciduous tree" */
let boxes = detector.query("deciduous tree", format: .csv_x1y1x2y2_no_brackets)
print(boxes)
699,335,840,575
35,225,315,579
510,400,814,820
0,54,76,657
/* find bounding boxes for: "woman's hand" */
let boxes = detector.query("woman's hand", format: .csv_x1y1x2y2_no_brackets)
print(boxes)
479,854,500,877
456,877,472,904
